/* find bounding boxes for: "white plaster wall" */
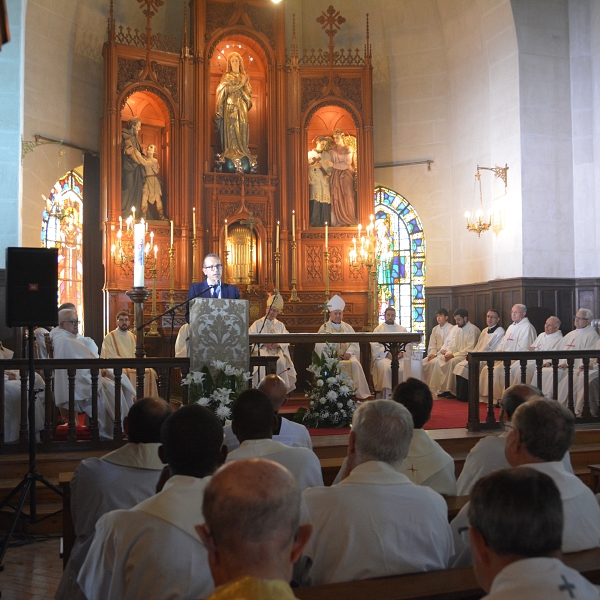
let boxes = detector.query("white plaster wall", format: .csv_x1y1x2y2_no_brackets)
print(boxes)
591,0,600,279
0,0,26,268
512,0,575,278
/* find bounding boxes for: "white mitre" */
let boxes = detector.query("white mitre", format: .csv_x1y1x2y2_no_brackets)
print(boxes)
327,294,345,312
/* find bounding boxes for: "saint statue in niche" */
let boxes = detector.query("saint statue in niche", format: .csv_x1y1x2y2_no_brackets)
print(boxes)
329,129,358,226
214,52,258,174
308,136,333,227
121,117,146,217
131,144,168,220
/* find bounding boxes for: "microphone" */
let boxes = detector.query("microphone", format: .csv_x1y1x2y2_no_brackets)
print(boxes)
277,367,290,376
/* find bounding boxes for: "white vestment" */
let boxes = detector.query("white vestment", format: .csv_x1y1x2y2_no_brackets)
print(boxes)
55,443,163,600
299,461,453,586
508,330,564,386
559,339,600,415
223,416,313,453
34,327,50,358
425,322,455,359
541,326,599,398
78,475,214,600
455,433,573,496
314,321,371,399
370,322,409,398
52,328,136,439
425,322,480,394
479,318,537,401
481,557,600,600
451,461,600,567
3,372,45,443
453,325,505,380
249,316,297,392
175,323,189,357
226,438,323,491
333,429,457,496
422,324,458,382
100,328,158,397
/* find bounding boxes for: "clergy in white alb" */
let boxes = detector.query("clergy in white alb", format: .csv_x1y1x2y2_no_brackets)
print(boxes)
225,388,323,491
223,374,312,452
451,399,600,568
174,323,189,357
479,305,537,402
55,398,172,600
314,294,371,399
100,311,158,397
453,310,505,402
556,337,600,416
540,309,598,398
508,316,563,387
370,306,410,399
468,468,600,600
249,293,297,393
455,384,573,496
52,310,136,439
425,309,480,396
298,401,453,587
423,308,454,364
78,404,226,600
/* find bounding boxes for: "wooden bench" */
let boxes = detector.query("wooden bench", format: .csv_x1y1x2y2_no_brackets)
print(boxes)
293,547,600,600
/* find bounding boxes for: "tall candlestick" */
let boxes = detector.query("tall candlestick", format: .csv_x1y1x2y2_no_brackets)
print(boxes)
170,220,174,247
325,222,328,250
224,219,228,241
133,222,145,287
119,215,122,231
292,210,296,241
192,207,196,239
276,221,280,252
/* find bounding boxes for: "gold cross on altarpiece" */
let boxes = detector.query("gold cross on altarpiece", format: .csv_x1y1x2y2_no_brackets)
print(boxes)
240,212,262,291
317,5,346,64
137,0,164,50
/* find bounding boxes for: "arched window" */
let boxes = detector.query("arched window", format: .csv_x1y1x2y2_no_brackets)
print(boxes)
374,186,425,336
41,169,84,321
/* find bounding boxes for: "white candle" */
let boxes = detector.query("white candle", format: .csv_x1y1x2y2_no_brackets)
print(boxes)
292,210,296,241
325,222,328,250
133,222,145,287
119,215,122,231
170,220,174,247
154,244,158,259
132,206,136,221
224,219,228,240
192,207,196,239
276,221,280,252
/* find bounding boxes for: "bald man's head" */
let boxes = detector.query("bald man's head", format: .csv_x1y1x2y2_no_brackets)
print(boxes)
257,374,288,412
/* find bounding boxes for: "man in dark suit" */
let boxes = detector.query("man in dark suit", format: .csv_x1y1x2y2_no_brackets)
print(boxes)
187,254,240,320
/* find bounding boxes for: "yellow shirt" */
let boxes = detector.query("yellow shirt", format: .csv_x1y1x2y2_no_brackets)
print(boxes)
207,576,296,600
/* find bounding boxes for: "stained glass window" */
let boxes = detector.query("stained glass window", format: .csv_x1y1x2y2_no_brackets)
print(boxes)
41,170,84,322
374,186,425,338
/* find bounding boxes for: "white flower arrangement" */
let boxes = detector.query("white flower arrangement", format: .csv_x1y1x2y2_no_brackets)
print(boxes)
182,360,251,422
300,342,358,428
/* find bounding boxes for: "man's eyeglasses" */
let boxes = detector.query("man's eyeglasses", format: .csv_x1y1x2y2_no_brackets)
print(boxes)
203,264,222,270
64,320,79,325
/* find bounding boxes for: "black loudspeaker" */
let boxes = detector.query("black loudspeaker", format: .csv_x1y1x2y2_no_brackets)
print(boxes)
5,247,59,327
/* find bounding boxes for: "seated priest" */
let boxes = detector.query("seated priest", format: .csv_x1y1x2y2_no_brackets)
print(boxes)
540,308,598,398
453,309,505,402
314,294,371,400
423,308,455,364
423,308,480,398
52,309,136,440
508,316,563,387
478,304,537,404
370,306,410,399
468,468,600,600
100,310,158,397
297,400,453,586
249,293,297,393
174,323,189,358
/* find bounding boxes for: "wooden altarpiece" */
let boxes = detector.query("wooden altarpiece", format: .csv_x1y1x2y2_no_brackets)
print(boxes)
99,0,374,355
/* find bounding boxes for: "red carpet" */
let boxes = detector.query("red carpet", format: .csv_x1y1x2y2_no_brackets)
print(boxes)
301,398,501,434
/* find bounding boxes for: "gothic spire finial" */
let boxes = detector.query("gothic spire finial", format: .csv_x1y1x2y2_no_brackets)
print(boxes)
291,14,298,60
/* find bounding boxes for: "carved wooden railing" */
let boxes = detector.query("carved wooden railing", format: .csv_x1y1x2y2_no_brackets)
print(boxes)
467,349,600,432
0,332,420,454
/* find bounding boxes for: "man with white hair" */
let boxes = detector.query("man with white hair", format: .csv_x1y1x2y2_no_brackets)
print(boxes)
370,306,410,399
424,308,480,398
314,294,371,399
454,310,505,402
468,468,600,600
451,398,600,567
509,316,563,387
479,304,537,403
298,400,453,586
249,293,296,393
541,309,598,398
52,308,136,439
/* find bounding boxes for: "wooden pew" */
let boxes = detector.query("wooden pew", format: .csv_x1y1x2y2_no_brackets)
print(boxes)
293,547,600,600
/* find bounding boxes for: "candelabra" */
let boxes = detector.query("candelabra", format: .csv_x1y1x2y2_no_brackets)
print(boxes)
191,237,197,284
145,249,160,336
465,164,508,237
289,238,300,302
274,248,281,292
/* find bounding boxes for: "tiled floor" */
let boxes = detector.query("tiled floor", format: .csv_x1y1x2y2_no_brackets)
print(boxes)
0,535,62,600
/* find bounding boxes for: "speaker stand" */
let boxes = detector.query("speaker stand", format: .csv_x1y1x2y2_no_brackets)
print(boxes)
0,326,63,571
